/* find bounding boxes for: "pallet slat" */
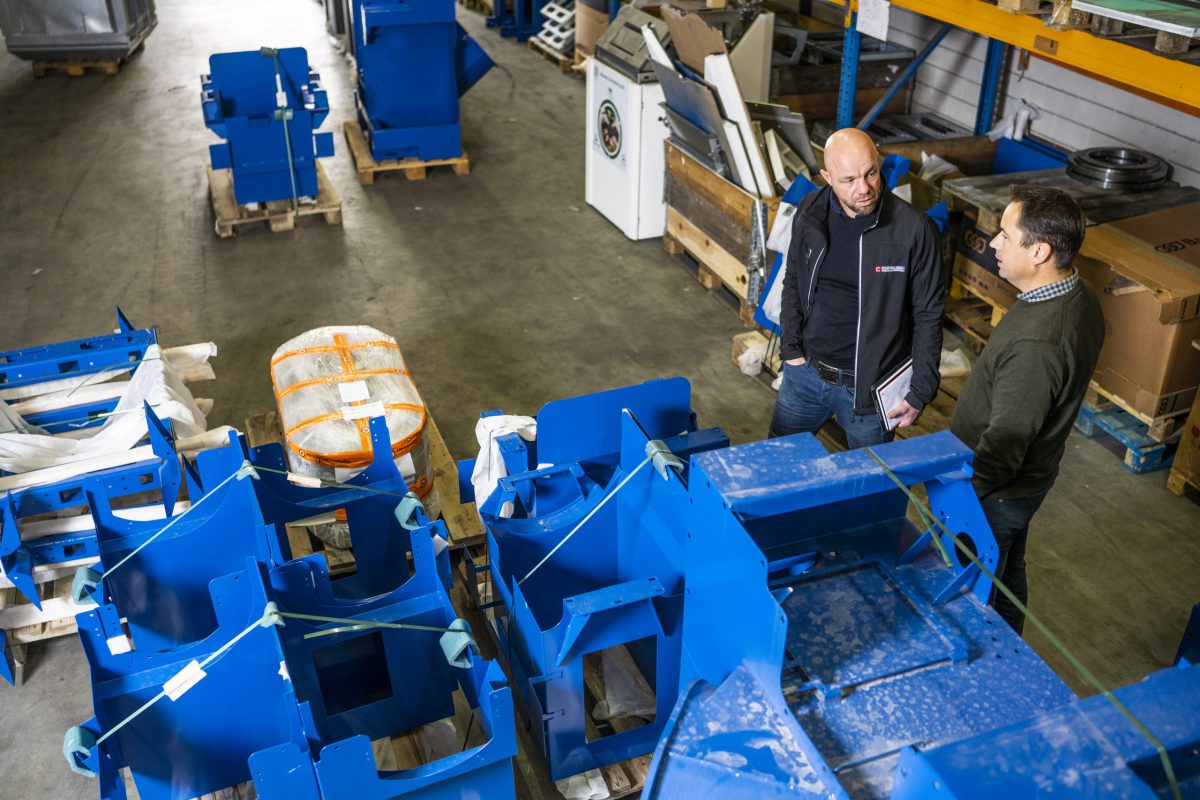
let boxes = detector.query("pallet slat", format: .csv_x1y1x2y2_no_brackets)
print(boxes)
343,122,470,185
207,162,342,238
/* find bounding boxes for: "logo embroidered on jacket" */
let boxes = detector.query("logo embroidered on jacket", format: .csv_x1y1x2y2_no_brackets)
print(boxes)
876,265,906,273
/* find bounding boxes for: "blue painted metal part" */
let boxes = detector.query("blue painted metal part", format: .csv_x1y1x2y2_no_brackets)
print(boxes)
857,24,954,132
201,48,334,205
835,13,861,131
486,0,548,42
73,489,516,800
0,404,183,615
890,662,1200,798
0,307,149,395
78,417,435,655
464,379,727,780
351,0,493,162
641,431,1107,799
974,38,1007,135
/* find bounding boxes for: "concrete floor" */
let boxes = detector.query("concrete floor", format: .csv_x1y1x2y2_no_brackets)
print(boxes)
0,1,1198,796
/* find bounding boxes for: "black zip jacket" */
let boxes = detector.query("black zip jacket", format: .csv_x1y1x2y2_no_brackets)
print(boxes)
780,185,944,414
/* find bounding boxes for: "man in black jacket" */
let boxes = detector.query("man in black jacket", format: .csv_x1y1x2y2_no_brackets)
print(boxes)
770,128,944,449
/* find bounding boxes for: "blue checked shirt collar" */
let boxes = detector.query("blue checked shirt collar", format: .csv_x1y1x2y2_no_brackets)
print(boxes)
1018,268,1079,303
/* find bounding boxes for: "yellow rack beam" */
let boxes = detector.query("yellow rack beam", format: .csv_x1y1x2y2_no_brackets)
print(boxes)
829,0,1200,112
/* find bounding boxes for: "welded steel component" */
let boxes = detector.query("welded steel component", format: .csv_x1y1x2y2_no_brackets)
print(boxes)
642,430,1199,798
1067,147,1171,191
350,0,493,162
201,48,334,205
71,522,516,800
461,378,727,780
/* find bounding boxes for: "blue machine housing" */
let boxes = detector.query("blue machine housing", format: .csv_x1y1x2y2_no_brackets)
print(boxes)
640,430,1200,798
459,378,728,779
487,0,549,42
75,524,517,800
77,417,444,654
351,0,493,162
202,48,334,205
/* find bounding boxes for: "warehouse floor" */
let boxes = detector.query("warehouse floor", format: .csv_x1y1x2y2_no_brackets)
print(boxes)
1,1,1198,796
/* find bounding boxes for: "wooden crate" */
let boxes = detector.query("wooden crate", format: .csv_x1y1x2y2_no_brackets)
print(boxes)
207,162,342,238
343,121,470,185
663,140,781,326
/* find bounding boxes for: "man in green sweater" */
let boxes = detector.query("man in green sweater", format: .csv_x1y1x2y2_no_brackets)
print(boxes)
951,186,1105,633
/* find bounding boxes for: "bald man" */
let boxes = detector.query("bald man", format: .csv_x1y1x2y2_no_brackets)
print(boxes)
770,128,944,449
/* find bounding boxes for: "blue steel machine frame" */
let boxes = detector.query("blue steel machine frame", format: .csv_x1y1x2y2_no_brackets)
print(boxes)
462,378,727,779
350,0,493,162
65,417,517,800
201,47,334,205
0,312,185,684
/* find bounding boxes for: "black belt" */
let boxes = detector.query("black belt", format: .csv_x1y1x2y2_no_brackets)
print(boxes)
813,360,855,387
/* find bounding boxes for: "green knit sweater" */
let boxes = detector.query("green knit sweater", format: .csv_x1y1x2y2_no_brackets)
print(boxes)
950,281,1106,499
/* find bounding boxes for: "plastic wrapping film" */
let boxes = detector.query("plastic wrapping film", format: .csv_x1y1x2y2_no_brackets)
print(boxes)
271,326,439,518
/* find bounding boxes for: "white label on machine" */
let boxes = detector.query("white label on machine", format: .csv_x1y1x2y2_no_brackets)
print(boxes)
342,401,385,421
338,381,371,403
592,64,629,174
106,634,132,656
164,660,207,701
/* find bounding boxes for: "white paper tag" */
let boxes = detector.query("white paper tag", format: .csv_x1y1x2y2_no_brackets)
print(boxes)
164,660,207,701
342,401,385,421
287,472,324,488
279,661,291,682
338,381,370,403
106,634,132,656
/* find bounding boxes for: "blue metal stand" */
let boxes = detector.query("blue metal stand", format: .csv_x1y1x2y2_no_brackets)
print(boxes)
975,38,1008,135
487,0,549,42
835,12,861,131
351,0,493,162
202,48,333,206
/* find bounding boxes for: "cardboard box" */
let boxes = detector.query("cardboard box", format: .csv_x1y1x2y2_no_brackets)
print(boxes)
1171,400,1200,490
1078,204,1200,419
952,225,1019,309
576,3,610,56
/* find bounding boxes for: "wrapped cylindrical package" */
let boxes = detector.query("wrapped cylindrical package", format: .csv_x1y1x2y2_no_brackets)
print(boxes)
271,326,439,518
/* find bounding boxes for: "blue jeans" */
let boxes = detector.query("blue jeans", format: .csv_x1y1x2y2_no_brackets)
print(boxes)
768,361,895,450
979,490,1049,635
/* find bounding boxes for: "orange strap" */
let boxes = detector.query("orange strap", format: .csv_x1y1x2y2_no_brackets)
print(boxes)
270,339,400,368
287,409,428,468
274,368,411,402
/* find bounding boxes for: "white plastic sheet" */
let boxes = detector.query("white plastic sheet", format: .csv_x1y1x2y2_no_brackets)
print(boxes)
0,344,208,474
471,415,537,519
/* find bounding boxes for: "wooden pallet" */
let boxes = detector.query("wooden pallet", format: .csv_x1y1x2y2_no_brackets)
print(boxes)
32,44,142,78
207,162,342,238
1073,396,1181,473
343,121,470,185
664,231,760,329
244,409,484,550
527,37,577,73
456,543,649,799
0,574,90,684
1074,0,1200,54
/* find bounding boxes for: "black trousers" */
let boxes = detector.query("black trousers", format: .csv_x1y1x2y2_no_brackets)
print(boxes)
979,490,1049,634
